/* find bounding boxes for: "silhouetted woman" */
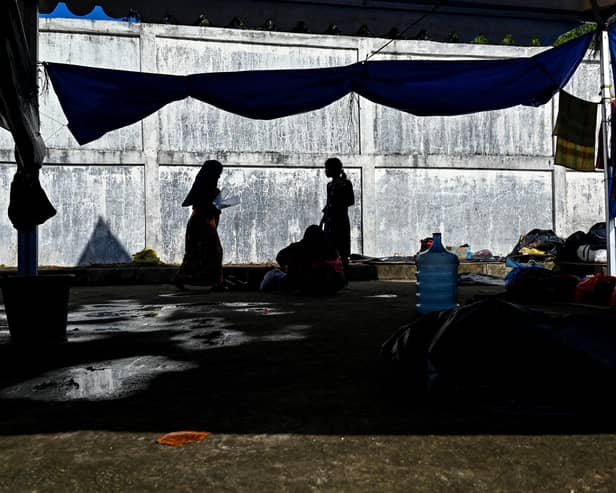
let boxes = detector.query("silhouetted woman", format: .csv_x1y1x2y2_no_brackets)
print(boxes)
175,160,224,289
321,157,355,272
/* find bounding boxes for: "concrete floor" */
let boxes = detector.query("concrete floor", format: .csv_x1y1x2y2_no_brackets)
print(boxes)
0,281,615,492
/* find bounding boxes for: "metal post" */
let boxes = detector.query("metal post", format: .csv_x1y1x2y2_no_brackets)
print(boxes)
17,229,38,276
16,0,39,277
599,29,616,276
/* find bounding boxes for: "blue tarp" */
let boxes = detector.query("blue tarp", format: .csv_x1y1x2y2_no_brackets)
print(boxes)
40,2,119,21
45,31,593,146
609,28,616,220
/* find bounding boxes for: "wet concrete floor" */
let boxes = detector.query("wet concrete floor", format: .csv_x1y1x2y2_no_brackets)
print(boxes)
0,281,615,492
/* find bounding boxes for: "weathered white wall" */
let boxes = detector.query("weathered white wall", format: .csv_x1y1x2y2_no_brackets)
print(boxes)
375,168,554,256
0,18,607,266
160,165,361,263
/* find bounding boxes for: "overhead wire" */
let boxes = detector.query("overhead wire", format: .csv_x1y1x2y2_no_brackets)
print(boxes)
366,0,449,61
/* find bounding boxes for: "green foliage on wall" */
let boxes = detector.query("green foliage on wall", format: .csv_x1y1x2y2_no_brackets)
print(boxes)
501,33,515,45
553,23,596,47
472,33,489,44
447,32,459,43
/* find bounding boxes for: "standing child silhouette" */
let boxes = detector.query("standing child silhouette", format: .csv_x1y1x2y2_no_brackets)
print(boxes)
320,157,355,274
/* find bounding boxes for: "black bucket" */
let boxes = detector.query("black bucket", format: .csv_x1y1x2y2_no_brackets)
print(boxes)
1,275,73,344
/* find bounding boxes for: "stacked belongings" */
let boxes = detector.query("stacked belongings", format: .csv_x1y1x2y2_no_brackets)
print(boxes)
505,230,581,303
560,222,608,263
569,222,616,306
504,258,580,303
508,229,565,261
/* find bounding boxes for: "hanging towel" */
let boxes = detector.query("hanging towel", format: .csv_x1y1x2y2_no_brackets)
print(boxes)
553,90,598,171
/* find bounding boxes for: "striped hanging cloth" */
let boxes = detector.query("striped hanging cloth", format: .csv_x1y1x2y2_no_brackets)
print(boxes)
553,90,598,172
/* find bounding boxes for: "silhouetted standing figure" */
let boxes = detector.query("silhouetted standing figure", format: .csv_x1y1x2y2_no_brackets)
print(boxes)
175,160,224,289
321,157,355,272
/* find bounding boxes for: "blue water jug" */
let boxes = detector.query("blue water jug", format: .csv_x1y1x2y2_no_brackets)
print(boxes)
415,232,459,313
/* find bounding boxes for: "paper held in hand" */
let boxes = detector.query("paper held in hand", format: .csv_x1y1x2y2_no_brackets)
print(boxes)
213,190,240,209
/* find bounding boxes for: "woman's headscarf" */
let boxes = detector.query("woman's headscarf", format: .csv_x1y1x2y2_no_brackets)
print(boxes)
182,160,223,207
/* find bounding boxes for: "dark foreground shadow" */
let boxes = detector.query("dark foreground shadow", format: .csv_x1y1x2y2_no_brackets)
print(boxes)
0,285,614,437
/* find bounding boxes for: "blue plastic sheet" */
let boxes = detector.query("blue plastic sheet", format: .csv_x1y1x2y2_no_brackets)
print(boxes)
607,28,616,219
45,31,593,145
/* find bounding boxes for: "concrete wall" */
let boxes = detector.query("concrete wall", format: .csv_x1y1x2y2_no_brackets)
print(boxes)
0,18,607,266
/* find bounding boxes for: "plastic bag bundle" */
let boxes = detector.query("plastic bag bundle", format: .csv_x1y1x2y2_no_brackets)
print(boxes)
505,258,579,302
508,229,564,257
575,273,616,306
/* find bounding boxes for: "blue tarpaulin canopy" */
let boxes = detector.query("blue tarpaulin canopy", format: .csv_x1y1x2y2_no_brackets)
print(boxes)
45,30,592,145
5,0,616,276
42,24,616,275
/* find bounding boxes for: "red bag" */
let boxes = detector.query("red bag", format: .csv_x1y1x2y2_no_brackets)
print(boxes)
575,273,616,306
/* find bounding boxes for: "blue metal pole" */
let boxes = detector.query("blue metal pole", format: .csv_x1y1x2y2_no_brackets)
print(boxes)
16,0,40,278
17,229,38,277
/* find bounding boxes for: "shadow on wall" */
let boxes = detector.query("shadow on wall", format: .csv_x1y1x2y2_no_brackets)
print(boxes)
77,216,132,266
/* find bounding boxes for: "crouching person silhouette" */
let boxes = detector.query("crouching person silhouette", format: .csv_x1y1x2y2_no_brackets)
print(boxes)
260,225,346,295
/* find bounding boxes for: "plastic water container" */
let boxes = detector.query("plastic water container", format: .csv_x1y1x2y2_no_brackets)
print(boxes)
415,232,459,313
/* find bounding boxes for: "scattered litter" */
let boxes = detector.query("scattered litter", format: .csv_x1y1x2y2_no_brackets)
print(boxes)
519,247,546,256
366,256,415,263
457,273,505,286
366,294,399,298
453,245,472,260
156,431,210,446
132,247,161,264
470,249,500,261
